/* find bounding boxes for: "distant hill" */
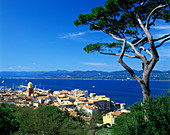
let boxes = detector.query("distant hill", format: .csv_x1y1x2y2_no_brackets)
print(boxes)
0,70,169,80
0,70,70,78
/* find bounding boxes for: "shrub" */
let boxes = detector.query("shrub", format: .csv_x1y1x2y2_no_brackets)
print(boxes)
112,91,170,135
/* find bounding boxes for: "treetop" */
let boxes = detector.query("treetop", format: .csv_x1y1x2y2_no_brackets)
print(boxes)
74,0,169,56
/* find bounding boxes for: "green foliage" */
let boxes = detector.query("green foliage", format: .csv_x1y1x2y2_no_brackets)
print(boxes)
74,0,170,54
0,104,88,135
0,104,20,135
84,43,104,53
84,42,121,53
59,118,89,135
96,128,112,135
112,92,170,135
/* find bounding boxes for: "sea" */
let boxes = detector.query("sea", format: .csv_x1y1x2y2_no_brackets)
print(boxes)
0,79,169,107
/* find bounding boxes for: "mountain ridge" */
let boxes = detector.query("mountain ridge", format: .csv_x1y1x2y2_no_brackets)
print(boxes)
0,70,169,80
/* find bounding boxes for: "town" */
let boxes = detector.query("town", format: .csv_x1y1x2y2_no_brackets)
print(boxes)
0,81,130,126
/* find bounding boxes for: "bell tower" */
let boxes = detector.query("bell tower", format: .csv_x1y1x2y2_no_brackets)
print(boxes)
27,81,34,96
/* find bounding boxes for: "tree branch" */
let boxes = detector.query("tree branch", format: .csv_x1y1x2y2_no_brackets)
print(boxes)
136,14,145,31
148,7,167,27
145,4,169,28
139,46,153,57
155,37,170,48
139,46,153,65
154,33,170,41
98,50,139,59
134,37,147,46
94,23,148,64
140,0,147,6
136,13,159,66
117,39,142,82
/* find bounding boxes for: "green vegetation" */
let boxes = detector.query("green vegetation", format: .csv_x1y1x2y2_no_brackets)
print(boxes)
112,90,170,135
96,128,112,135
0,104,89,135
0,104,20,135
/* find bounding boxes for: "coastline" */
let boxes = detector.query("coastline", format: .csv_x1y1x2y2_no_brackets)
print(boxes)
1,77,170,81
1,78,169,107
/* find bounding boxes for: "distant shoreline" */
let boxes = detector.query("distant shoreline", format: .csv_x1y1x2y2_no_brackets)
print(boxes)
0,70,169,80
0,77,170,81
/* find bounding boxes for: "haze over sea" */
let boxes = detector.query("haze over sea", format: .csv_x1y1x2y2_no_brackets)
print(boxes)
1,79,169,107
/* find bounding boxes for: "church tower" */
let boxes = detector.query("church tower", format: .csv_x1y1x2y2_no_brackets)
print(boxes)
27,81,34,96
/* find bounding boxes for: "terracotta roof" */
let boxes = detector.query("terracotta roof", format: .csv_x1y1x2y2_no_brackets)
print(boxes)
69,111,78,117
13,91,20,93
84,105,98,110
88,101,94,104
0,91,5,93
70,92,74,95
66,108,75,112
68,95,77,99
78,105,84,107
111,111,122,116
80,116,92,122
37,97,44,100
26,101,31,104
5,91,10,94
59,90,69,94
73,103,77,106
14,99,20,103
26,96,33,99
78,97,87,101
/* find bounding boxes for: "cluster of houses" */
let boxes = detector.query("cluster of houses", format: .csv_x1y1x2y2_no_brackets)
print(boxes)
0,81,130,125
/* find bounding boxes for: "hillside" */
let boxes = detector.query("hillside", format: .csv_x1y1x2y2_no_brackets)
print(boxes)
0,70,169,80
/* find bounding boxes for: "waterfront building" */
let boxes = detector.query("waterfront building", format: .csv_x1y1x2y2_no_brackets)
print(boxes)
114,103,126,110
71,89,88,97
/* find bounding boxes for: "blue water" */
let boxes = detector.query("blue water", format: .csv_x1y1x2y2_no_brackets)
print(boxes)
0,79,169,107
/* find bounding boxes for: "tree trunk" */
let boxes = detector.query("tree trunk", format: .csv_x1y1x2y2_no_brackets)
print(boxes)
139,80,151,102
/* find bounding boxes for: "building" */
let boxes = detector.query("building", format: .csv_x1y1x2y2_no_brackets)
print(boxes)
103,110,130,126
27,81,34,96
103,111,121,125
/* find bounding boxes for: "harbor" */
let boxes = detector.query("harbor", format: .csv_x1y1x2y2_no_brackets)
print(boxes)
0,81,130,125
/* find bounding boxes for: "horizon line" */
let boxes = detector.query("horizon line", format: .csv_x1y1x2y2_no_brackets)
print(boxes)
0,69,169,72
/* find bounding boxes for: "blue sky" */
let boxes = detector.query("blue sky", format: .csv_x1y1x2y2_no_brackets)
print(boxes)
0,0,169,72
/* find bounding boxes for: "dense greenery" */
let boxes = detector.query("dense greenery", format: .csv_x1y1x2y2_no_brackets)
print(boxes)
112,90,170,135
0,104,20,135
1,104,89,135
